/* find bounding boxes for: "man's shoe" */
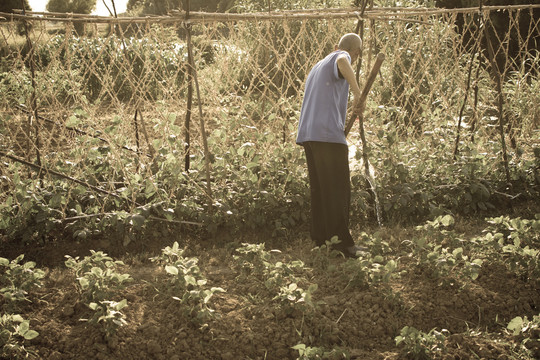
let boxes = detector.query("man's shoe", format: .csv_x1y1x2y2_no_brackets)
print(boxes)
343,245,368,258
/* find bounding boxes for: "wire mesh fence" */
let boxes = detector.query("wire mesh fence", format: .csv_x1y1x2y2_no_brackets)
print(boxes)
0,5,539,238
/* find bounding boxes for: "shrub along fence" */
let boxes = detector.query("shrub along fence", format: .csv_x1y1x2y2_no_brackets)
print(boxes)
0,4,539,243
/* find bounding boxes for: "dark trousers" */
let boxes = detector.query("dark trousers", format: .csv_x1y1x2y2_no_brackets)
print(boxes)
302,141,354,250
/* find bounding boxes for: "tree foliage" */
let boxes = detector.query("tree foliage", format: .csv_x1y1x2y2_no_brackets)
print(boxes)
46,0,97,14
126,0,234,15
1,0,32,36
0,0,31,13
436,0,540,72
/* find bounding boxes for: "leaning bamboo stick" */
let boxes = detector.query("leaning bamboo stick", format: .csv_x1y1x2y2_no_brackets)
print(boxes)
0,150,128,202
346,52,386,227
60,212,203,226
345,53,385,136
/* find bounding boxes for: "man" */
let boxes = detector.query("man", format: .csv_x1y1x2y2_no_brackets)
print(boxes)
296,33,364,258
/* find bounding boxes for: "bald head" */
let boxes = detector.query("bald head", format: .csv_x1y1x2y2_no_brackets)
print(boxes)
338,33,362,52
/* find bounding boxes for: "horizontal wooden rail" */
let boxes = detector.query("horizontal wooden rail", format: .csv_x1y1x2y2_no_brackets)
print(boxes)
0,5,537,24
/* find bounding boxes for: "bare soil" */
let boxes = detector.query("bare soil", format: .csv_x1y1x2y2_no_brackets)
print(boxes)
2,212,539,360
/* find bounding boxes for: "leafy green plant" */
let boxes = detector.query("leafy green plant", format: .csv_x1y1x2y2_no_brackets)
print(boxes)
424,246,483,284
342,254,398,290
507,314,540,336
414,214,458,245
151,242,207,290
77,266,132,303
0,255,45,304
84,300,128,339
0,174,64,245
172,286,226,323
395,326,448,360
65,251,132,302
235,242,311,290
292,343,325,360
309,237,346,271
65,250,122,277
485,215,540,249
1,0,539,251
273,283,318,312
265,260,307,290
412,216,484,286
30,33,190,103
233,242,274,275
0,314,39,359
234,242,317,314
292,342,349,360
479,215,540,280
65,251,132,337
507,314,540,359
357,232,393,257
151,242,225,323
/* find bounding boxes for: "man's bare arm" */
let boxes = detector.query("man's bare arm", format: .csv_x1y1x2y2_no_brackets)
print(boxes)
337,54,361,100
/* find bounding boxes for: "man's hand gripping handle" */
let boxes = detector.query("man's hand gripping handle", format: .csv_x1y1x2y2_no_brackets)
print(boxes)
345,53,385,136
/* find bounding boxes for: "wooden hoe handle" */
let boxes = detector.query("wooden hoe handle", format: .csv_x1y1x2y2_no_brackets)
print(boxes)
345,53,385,136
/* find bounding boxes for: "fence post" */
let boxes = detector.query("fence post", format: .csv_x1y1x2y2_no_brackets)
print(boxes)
184,1,193,171
136,108,155,158
481,6,511,184
453,6,482,160
20,0,42,173
470,28,484,142
185,0,213,202
353,0,369,85
109,0,142,160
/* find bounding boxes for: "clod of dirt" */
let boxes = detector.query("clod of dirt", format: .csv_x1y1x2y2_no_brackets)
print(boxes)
146,339,162,354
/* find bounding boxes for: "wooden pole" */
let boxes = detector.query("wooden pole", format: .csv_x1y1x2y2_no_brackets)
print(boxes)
453,6,482,159
19,0,42,173
482,9,511,184
101,0,114,17
113,0,141,159
185,0,213,201
470,12,484,142
110,0,118,18
354,0,369,85
132,106,141,156
184,0,193,171
104,0,143,163
136,109,155,158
